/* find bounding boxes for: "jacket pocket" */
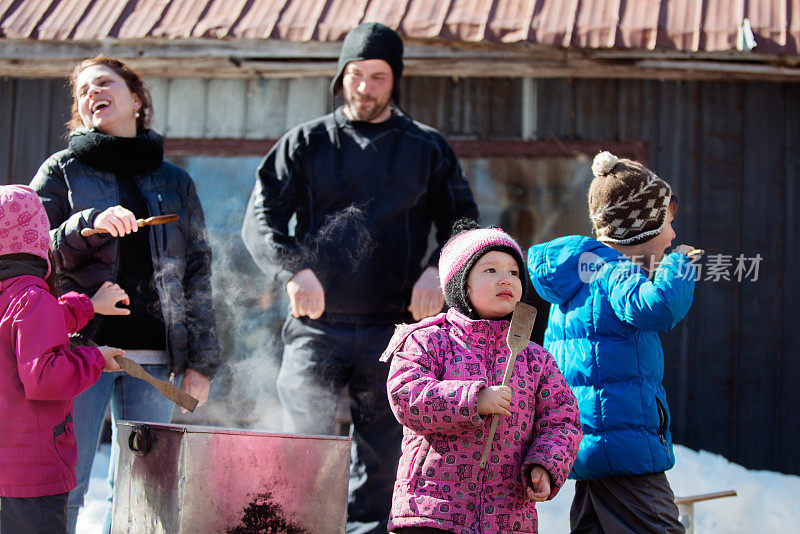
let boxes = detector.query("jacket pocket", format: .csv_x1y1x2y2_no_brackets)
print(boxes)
53,412,77,469
655,397,668,445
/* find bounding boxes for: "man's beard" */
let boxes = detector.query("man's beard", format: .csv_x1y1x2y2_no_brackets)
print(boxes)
345,95,391,122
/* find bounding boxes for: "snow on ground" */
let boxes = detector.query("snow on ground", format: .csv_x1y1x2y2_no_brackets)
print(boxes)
77,444,800,533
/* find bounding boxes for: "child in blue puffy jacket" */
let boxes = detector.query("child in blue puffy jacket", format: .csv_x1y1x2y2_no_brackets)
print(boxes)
528,151,700,534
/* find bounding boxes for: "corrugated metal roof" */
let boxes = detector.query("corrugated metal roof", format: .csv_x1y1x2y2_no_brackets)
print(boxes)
1,0,799,55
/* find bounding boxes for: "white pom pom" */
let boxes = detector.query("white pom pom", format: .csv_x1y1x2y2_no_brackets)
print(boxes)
592,151,618,176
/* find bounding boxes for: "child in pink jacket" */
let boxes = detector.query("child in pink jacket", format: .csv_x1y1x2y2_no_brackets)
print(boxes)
382,220,582,534
0,185,124,534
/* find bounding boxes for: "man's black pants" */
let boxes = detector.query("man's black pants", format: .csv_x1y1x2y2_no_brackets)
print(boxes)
276,315,402,534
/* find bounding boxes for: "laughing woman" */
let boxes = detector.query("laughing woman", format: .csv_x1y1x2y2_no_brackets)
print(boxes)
29,56,221,534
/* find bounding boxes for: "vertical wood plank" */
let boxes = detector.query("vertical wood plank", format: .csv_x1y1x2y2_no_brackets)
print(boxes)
11,79,52,184
245,78,288,139
147,78,170,135
489,78,521,138
779,82,800,475
536,78,574,138
285,77,328,130
737,80,784,471
206,79,247,138
690,80,742,461
165,78,206,138
0,80,15,185
574,78,618,140
654,80,700,444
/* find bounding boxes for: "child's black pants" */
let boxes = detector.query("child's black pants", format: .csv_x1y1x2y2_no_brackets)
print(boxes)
570,472,685,534
0,493,68,534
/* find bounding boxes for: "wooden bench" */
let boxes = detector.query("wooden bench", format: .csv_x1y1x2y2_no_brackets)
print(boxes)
675,490,737,534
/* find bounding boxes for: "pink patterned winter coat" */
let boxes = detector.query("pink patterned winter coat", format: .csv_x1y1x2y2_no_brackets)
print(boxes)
382,308,582,534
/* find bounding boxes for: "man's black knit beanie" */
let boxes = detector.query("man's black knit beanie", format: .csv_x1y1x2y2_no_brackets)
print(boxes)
330,22,403,105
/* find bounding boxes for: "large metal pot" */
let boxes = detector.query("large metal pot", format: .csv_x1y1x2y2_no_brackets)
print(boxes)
112,421,350,533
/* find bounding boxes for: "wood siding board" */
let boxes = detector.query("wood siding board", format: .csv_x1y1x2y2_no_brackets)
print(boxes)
692,80,743,460
489,78,521,138
574,78,618,140
403,77,450,133
779,82,800,475
285,77,328,130
244,78,289,139
0,79,14,185
147,78,169,137
737,80,783,471
165,78,206,138
653,80,699,443
617,78,655,141
47,79,70,153
535,78,573,139
206,79,247,138
11,79,51,185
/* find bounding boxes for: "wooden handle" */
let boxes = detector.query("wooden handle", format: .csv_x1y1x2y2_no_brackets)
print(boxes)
80,214,179,237
479,415,500,469
114,356,199,412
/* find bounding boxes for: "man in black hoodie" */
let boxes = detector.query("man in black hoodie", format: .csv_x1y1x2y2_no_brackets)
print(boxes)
242,22,478,533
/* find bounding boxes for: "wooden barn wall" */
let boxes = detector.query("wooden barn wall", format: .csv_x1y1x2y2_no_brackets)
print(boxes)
0,75,796,475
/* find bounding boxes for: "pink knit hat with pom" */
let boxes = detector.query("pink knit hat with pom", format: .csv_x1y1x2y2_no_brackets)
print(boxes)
439,220,525,319
0,185,51,275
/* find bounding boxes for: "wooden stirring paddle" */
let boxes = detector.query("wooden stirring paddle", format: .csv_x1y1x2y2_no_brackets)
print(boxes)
114,356,199,412
80,214,179,237
479,301,537,470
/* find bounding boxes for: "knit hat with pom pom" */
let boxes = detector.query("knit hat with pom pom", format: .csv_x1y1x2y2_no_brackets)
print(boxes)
588,151,673,246
439,219,525,319
0,185,51,275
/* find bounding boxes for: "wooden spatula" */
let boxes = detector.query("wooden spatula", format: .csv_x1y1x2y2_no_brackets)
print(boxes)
479,301,537,470
114,356,199,412
81,214,179,237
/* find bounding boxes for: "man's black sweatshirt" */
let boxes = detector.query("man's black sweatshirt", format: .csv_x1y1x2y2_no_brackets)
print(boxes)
244,107,478,323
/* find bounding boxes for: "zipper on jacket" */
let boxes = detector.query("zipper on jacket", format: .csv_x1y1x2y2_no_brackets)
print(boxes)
143,187,173,372
656,397,668,445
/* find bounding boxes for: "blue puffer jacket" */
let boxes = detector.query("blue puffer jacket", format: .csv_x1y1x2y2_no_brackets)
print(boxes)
527,235,695,479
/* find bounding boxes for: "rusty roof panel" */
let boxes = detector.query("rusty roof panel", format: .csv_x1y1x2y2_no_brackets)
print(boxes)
271,0,327,41
36,0,90,40
192,0,249,38
151,0,211,39
314,0,366,42
440,0,493,42
618,0,661,49
117,0,171,39
362,0,410,28
487,0,534,43
232,0,288,39
402,0,450,39
533,0,579,48
73,0,130,40
2,0,800,57
1,0,52,38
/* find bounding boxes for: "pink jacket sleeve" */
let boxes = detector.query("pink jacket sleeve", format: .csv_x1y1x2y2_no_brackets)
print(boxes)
387,328,486,435
521,347,582,499
57,291,95,334
13,288,105,401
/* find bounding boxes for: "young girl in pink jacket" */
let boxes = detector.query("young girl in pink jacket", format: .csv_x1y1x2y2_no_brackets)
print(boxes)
382,220,582,534
0,185,124,534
